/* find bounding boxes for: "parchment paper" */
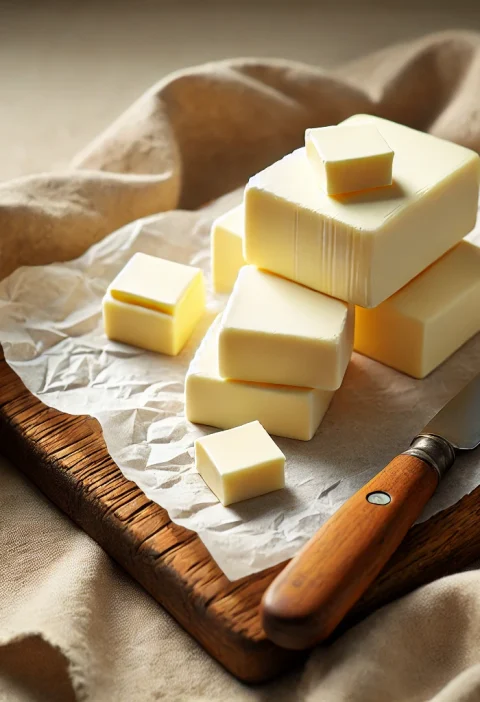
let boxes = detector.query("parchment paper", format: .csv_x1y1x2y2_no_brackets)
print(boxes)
0,191,479,581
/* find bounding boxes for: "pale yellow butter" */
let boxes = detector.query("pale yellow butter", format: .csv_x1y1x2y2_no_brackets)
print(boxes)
186,316,334,440
354,241,480,378
245,114,480,308
211,204,245,293
195,421,285,506
305,124,393,195
218,266,354,390
103,252,205,356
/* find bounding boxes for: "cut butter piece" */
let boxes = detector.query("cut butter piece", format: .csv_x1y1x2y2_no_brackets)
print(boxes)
305,124,393,195
103,252,205,356
211,204,245,293
354,240,480,378
186,316,334,441
195,421,285,506
245,114,480,308
218,266,354,390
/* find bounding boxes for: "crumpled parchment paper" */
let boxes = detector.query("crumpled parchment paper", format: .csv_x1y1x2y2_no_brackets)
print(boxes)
0,191,479,581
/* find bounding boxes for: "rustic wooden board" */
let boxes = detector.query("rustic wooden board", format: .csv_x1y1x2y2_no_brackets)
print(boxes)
1,351,480,683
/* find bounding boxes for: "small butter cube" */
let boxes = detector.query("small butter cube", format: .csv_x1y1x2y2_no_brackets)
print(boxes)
195,421,285,506
103,252,205,356
305,124,393,195
354,241,480,378
211,205,245,293
245,114,480,308
218,266,354,390
186,316,334,440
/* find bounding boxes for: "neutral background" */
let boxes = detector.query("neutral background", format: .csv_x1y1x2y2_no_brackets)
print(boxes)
1,0,480,182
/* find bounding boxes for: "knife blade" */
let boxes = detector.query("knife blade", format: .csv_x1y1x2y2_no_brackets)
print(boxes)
423,373,480,450
261,372,480,650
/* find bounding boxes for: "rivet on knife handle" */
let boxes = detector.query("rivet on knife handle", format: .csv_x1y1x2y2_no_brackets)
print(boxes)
261,435,456,651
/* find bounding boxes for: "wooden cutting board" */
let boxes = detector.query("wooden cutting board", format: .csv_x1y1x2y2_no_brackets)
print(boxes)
1,350,480,683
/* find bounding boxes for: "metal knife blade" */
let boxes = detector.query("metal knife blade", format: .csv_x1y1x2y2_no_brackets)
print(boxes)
423,373,480,450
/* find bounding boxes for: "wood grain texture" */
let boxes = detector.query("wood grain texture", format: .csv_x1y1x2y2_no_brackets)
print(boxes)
1,352,480,682
262,454,439,650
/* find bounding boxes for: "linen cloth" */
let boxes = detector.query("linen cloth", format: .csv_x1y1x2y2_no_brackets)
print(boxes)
2,31,480,701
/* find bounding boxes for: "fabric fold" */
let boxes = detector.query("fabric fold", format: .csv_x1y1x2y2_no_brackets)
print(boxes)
2,31,480,281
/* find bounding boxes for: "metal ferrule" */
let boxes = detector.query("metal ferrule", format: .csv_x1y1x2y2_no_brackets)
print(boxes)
403,434,456,482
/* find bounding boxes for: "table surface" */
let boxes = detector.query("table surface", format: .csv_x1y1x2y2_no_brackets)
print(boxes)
3,335,480,681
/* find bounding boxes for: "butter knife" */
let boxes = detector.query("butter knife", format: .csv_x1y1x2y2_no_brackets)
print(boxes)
262,373,480,650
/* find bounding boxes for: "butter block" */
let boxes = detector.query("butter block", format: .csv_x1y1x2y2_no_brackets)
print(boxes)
186,316,334,440
305,124,393,195
218,266,354,390
195,421,285,506
245,114,480,308
103,252,205,356
354,241,480,378
211,204,245,293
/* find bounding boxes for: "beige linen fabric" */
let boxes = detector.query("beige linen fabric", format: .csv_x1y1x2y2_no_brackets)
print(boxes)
2,30,480,701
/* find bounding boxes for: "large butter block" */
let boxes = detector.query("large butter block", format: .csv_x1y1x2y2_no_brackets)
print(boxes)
186,316,334,440
218,266,354,390
103,253,205,356
211,204,245,293
305,124,393,195
354,241,480,378
195,421,285,506
245,114,480,308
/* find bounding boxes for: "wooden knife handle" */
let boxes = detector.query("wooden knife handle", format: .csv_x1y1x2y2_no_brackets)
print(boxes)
261,454,439,650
